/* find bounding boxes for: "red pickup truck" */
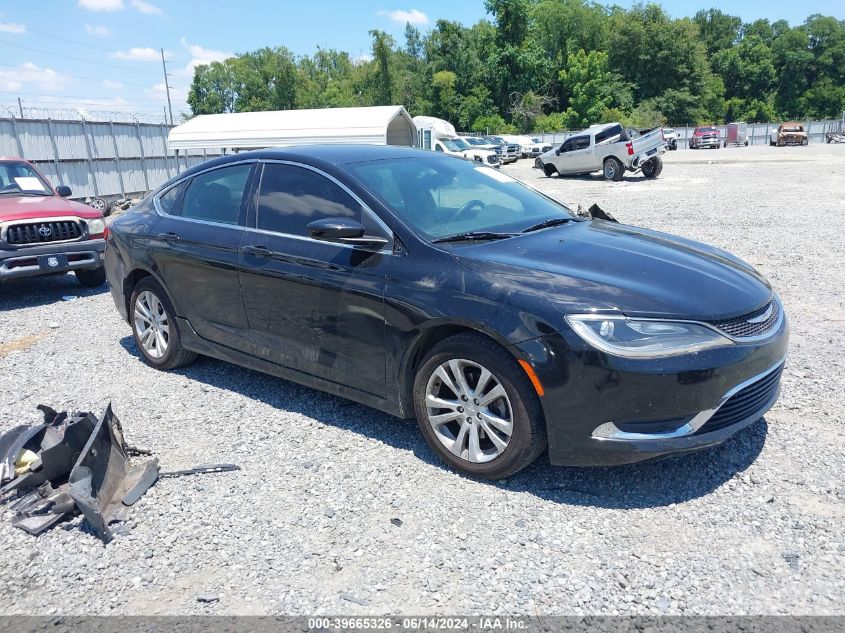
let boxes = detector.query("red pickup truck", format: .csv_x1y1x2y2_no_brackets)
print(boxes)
0,157,107,286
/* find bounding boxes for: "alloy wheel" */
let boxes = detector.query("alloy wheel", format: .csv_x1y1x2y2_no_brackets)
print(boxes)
425,358,513,464
134,290,170,359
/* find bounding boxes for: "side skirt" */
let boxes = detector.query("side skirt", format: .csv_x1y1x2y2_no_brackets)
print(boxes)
176,317,403,418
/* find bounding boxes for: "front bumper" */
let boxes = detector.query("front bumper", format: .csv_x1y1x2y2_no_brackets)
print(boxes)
513,313,789,466
0,239,105,281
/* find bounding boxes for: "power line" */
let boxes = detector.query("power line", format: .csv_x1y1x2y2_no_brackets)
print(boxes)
0,39,162,75
0,90,172,106
0,61,153,89
21,27,123,54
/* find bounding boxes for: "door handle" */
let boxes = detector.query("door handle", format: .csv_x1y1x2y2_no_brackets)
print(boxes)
242,245,272,258
155,232,180,243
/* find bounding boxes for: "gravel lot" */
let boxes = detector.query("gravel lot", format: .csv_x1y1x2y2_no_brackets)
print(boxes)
1,144,843,616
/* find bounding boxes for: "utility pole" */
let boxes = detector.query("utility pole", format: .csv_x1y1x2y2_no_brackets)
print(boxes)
161,47,173,126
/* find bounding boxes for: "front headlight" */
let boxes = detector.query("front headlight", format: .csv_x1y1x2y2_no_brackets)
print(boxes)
565,315,733,358
87,218,106,236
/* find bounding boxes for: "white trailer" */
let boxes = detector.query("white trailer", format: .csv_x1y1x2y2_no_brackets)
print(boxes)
168,105,416,152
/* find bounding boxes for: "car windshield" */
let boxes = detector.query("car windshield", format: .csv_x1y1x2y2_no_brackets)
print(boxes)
664,128,675,134
441,138,468,151
0,162,52,195
784,126,803,132
464,137,485,145
700,127,718,133
345,155,574,241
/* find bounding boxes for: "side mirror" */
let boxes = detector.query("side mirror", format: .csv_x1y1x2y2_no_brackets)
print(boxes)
56,185,72,198
306,218,389,249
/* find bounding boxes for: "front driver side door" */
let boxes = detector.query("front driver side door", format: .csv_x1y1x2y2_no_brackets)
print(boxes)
238,161,391,398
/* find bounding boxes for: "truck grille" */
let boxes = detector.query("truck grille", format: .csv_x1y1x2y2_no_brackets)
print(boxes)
695,364,784,434
708,300,781,339
5,220,82,245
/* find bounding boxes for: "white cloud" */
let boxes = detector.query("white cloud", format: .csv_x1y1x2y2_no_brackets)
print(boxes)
0,62,71,92
84,24,111,36
176,38,233,77
101,79,123,89
0,21,26,34
354,53,374,65
130,0,162,15
377,8,429,25
112,47,161,61
78,0,124,11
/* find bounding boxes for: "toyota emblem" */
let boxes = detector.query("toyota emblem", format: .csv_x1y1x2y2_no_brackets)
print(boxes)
38,225,52,237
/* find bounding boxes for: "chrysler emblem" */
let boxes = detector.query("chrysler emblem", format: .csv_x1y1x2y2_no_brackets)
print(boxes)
747,304,774,324
46,257,59,268
38,225,52,237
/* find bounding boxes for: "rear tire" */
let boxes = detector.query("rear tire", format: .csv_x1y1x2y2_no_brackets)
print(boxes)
603,157,624,181
129,277,197,370
642,156,663,179
75,266,106,287
412,333,546,479
802,138,808,146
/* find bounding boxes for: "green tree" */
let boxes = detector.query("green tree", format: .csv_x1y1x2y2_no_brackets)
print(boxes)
559,49,630,128
368,30,395,105
187,60,236,114
693,8,741,56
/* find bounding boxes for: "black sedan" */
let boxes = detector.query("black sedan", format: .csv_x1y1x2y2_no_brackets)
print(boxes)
105,146,788,478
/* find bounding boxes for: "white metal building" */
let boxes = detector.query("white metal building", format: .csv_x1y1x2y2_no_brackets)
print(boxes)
168,106,416,152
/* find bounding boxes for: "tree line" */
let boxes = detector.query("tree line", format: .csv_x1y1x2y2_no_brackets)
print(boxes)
187,0,845,133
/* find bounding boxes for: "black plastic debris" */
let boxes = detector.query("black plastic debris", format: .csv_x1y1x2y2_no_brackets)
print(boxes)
67,404,160,543
0,403,239,543
587,203,619,223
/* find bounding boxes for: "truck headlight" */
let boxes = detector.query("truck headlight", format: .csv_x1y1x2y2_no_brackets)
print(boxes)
565,315,733,358
86,218,106,237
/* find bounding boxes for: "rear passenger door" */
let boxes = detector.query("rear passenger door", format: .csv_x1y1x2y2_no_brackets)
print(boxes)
238,161,391,397
149,162,256,351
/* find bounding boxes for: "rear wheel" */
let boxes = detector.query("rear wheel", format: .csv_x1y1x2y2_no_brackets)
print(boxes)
642,156,663,179
129,278,196,370
603,157,624,181
802,138,808,146
413,333,546,479
75,266,106,287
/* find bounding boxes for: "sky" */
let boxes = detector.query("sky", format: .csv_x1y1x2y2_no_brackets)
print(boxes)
0,0,842,120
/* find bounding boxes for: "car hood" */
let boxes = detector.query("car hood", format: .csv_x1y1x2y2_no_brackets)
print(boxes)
454,220,772,320
0,195,102,222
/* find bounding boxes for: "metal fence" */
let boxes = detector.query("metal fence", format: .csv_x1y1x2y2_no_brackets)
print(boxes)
0,113,221,202
537,119,840,148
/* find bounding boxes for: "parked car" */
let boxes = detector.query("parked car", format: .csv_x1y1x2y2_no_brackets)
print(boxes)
106,146,788,478
0,158,108,286
663,127,678,150
485,136,520,164
689,126,721,149
525,137,554,157
536,123,667,181
770,123,808,146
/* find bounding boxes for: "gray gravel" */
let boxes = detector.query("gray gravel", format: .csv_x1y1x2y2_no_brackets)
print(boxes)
0,144,843,615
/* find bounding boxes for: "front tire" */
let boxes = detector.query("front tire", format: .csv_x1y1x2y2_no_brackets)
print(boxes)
75,266,106,287
412,333,546,479
603,157,624,181
129,278,196,370
642,156,663,179
543,163,557,178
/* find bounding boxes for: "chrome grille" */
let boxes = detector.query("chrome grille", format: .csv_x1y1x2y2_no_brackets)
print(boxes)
709,300,781,339
5,220,82,245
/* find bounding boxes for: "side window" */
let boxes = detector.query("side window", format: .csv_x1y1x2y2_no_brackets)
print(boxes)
572,136,591,150
595,125,623,144
434,143,444,152
181,164,252,225
257,164,362,236
157,181,187,215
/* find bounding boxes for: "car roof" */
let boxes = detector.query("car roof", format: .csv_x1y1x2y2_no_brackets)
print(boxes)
159,144,452,192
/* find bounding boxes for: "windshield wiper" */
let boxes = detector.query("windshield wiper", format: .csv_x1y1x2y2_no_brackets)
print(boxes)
431,231,516,244
520,217,575,233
